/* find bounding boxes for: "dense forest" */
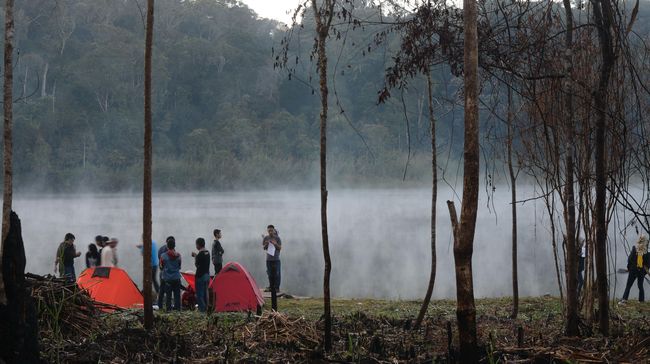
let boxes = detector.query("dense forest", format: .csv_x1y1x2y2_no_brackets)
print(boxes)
8,0,650,192
0,0,465,191
1,0,650,193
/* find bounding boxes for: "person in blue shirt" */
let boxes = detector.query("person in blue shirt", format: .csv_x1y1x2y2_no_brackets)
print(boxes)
137,237,160,294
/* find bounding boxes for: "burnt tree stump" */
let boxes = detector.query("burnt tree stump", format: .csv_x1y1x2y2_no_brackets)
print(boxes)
0,211,39,363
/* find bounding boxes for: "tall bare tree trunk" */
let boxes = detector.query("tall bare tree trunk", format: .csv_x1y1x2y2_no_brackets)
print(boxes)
507,86,518,319
311,0,334,352
0,212,40,362
453,0,480,358
414,69,437,330
565,155,579,335
142,0,155,330
0,0,15,306
592,0,614,337
563,0,579,337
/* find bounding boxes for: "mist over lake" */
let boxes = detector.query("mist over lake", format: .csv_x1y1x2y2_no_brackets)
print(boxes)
16,187,635,299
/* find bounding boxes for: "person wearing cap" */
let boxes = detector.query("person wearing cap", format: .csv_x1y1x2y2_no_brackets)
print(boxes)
619,235,650,304
101,237,119,267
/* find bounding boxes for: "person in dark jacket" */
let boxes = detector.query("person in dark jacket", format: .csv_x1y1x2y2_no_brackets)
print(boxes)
60,233,81,282
212,229,224,275
620,235,650,304
192,238,211,312
86,244,100,268
95,235,104,257
55,235,70,277
161,236,182,311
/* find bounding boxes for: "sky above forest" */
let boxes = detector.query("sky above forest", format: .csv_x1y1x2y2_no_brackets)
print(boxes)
243,0,302,24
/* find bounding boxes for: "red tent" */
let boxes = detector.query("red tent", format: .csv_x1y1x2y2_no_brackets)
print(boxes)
180,272,197,310
77,266,144,309
181,272,196,290
209,262,264,313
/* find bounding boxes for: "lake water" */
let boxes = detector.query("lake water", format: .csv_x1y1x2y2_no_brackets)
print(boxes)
14,187,638,300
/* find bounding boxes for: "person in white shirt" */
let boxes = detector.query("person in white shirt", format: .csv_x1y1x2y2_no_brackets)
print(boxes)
101,238,119,267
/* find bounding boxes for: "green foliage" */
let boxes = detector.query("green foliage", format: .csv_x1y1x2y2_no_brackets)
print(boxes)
3,0,452,191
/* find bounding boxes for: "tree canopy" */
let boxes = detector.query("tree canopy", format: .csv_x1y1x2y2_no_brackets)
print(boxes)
2,0,455,192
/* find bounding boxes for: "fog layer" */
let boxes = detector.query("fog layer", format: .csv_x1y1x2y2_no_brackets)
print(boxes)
15,187,634,299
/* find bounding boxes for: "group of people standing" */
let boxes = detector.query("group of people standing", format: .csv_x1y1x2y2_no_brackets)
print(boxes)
54,233,119,282
152,231,221,313
54,224,283,313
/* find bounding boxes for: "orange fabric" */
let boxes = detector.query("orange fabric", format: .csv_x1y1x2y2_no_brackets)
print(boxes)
209,262,264,312
77,267,144,309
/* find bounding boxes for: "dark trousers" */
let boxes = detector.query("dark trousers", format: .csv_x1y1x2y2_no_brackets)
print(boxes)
152,267,160,293
164,279,181,311
622,270,646,302
196,273,209,312
266,260,281,290
214,263,222,276
157,279,167,308
64,265,76,283
266,260,280,310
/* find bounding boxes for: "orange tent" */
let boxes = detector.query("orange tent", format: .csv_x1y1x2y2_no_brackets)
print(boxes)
77,267,143,309
209,262,264,313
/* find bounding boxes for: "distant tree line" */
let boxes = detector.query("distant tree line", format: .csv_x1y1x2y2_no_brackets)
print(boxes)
0,0,466,192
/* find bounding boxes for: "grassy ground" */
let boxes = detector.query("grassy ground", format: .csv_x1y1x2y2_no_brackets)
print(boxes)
40,296,650,363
